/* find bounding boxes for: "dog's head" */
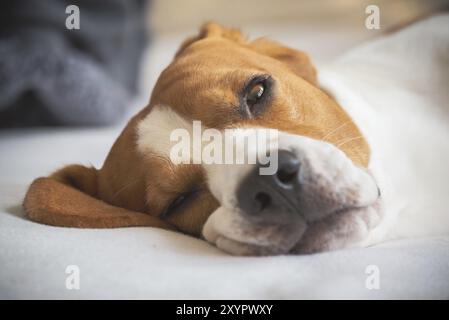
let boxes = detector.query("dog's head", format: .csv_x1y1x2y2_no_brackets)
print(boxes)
119,23,382,255
26,23,382,256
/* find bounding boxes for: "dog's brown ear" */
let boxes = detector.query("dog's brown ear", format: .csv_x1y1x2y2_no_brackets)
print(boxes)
24,164,175,230
175,22,246,57
250,38,317,86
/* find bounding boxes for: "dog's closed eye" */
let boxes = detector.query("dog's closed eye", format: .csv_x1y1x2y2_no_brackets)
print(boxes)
162,190,199,218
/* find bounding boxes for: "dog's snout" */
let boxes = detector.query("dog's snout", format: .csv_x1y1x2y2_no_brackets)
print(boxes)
237,150,302,220
236,146,378,225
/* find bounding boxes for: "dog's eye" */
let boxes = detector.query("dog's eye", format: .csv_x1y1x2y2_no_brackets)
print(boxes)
246,83,265,105
242,75,273,117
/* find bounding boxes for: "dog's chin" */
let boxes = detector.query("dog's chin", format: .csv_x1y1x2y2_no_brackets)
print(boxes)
289,198,383,254
203,197,383,256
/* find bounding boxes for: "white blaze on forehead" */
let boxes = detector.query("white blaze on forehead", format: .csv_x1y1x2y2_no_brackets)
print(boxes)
136,104,193,159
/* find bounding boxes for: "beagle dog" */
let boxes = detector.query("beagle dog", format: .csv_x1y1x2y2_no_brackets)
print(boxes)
24,20,449,255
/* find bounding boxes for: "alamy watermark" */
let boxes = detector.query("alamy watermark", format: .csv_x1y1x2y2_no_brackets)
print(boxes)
65,5,80,30
365,5,380,30
169,121,279,175
65,265,80,290
365,264,380,290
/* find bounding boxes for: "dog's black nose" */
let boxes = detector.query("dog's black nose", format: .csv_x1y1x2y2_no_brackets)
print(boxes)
237,150,302,220
275,149,301,187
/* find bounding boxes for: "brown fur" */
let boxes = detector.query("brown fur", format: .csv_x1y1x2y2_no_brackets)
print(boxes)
23,23,369,236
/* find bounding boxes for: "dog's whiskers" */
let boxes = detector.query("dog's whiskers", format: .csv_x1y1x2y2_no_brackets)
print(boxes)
320,121,350,142
336,136,364,148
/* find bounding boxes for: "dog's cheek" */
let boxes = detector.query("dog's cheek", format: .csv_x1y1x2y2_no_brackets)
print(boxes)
164,190,219,237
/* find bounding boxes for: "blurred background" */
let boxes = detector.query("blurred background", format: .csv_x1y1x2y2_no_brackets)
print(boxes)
0,0,447,128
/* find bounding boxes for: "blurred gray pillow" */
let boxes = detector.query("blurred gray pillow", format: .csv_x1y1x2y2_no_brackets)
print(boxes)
0,0,149,127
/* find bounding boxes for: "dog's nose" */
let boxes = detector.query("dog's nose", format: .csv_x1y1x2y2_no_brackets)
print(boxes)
237,150,302,220
275,149,301,187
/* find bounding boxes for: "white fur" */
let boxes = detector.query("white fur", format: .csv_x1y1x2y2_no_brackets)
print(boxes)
320,14,449,244
136,105,193,159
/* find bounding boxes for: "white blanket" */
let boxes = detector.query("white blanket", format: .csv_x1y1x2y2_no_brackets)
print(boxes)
1,16,449,299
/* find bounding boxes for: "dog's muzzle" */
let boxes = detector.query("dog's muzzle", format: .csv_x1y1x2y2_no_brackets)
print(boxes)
202,131,383,256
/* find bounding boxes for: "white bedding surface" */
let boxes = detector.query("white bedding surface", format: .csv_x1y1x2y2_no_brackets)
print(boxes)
2,17,449,299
